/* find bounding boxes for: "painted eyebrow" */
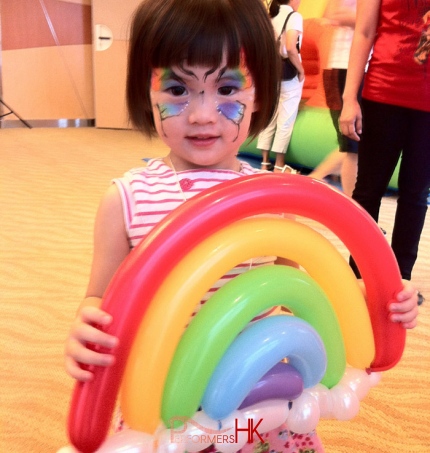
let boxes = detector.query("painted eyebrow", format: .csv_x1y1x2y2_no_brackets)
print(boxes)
215,67,250,85
215,66,228,83
170,65,230,82
160,69,187,85
161,67,210,83
161,65,237,84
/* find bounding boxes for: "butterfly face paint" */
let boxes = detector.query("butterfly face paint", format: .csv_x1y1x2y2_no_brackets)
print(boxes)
215,66,254,141
158,102,189,122
216,101,246,141
151,69,191,136
217,101,245,124
149,60,257,170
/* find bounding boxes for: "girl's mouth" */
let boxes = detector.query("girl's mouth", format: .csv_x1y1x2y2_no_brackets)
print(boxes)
187,135,219,147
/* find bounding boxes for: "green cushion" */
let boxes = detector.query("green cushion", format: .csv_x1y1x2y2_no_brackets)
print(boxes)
239,106,400,189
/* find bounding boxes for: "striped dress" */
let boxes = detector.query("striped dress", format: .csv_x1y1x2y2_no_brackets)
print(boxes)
113,158,275,315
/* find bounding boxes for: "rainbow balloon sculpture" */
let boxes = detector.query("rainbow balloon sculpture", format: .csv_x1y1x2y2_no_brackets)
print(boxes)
67,174,405,453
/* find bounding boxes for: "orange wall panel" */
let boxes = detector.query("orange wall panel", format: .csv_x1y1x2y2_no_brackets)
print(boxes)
2,45,94,120
93,41,129,129
1,0,91,51
1,0,94,121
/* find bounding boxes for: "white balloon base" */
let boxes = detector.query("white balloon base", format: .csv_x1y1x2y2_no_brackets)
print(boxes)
67,368,382,453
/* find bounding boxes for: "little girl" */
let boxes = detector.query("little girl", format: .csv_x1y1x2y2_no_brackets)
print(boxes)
64,0,419,452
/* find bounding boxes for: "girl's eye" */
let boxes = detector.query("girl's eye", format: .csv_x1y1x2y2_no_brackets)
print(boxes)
218,85,238,96
167,85,187,96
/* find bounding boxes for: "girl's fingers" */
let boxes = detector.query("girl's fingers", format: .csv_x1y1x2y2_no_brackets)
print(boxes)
80,306,113,326
65,356,94,382
72,322,118,349
67,337,116,366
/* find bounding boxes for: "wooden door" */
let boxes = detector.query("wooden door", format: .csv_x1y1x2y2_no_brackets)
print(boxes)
92,0,141,129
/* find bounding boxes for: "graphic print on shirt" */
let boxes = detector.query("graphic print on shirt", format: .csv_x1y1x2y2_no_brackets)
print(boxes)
414,9,430,64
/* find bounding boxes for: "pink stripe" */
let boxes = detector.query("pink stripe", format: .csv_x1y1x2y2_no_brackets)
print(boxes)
135,209,175,217
135,198,182,205
131,175,175,185
129,222,159,230
251,307,276,321
113,180,132,229
133,186,179,195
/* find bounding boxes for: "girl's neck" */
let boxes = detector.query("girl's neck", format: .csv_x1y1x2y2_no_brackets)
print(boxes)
165,154,243,173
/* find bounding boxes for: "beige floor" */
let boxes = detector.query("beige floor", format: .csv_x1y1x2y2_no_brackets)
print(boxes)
1,128,429,452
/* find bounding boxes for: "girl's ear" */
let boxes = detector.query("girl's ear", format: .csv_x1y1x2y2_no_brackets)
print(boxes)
252,99,260,113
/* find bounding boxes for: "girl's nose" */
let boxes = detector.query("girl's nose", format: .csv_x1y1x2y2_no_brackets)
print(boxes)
187,92,219,124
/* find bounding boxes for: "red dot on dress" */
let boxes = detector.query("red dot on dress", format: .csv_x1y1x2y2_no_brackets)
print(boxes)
180,178,193,191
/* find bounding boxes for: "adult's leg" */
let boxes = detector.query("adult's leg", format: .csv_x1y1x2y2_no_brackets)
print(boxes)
391,108,430,279
337,70,360,196
257,106,279,169
309,70,345,179
270,79,303,171
311,69,360,194
350,99,406,277
309,151,344,180
340,152,358,197
352,99,406,220
259,150,272,170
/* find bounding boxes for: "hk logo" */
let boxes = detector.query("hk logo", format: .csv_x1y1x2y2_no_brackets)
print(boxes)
169,416,264,445
235,418,264,443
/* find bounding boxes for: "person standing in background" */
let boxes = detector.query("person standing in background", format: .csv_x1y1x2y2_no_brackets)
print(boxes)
258,0,305,173
340,0,430,281
308,0,361,196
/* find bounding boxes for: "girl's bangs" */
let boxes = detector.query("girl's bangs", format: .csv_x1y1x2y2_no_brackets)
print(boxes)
151,17,242,70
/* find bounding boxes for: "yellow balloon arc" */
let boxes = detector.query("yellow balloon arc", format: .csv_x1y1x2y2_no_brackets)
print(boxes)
68,174,404,453
120,217,374,433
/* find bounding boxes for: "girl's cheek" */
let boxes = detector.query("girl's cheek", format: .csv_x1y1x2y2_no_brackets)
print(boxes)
217,101,245,125
152,100,190,138
157,102,189,120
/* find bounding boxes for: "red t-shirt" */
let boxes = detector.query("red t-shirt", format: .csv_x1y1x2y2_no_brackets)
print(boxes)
363,0,430,112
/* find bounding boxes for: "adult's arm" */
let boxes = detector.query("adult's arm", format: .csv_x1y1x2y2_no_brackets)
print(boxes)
285,28,305,81
339,0,381,140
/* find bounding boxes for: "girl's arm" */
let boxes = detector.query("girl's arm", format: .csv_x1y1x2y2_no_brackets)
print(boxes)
339,0,380,140
65,184,130,381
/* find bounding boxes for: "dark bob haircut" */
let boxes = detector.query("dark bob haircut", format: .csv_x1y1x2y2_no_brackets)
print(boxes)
126,0,281,138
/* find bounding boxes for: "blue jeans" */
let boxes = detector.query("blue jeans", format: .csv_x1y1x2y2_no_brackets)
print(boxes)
351,98,430,280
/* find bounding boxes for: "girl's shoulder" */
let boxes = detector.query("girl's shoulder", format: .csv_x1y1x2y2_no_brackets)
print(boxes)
240,160,261,175
115,158,177,192
122,158,170,179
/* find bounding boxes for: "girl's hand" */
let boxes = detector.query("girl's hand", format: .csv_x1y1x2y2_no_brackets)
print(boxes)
65,305,119,382
389,280,420,329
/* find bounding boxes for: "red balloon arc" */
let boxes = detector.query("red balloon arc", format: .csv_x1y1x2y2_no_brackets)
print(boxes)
68,173,405,453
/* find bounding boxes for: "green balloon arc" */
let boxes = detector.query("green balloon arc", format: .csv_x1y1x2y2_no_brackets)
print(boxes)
162,265,346,426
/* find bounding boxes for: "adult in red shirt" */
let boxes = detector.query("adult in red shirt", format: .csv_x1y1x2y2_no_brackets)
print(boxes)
340,0,430,281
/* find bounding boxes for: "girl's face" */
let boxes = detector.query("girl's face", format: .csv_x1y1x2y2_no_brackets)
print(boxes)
150,56,258,171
